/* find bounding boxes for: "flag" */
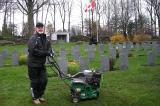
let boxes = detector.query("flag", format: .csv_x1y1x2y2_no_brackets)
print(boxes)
85,0,96,12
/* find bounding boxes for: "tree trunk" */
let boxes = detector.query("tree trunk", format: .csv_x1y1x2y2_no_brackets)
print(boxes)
27,12,34,36
36,5,39,23
63,21,65,32
154,9,157,36
80,0,84,35
150,3,153,36
68,17,70,32
27,0,34,36
54,5,56,32
158,16,160,36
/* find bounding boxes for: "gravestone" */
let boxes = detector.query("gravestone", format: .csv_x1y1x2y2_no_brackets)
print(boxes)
119,53,128,70
119,48,128,56
130,42,134,49
88,50,95,61
72,45,80,61
100,55,109,72
146,42,151,50
118,44,123,51
109,47,116,59
152,41,158,55
109,43,114,50
99,44,104,54
1,49,8,59
147,51,155,66
60,48,66,59
127,42,132,51
152,41,157,50
79,57,89,72
123,42,127,48
156,44,160,54
142,42,148,50
84,44,90,51
91,45,96,51
12,51,19,66
0,55,3,67
136,43,140,51
57,57,68,77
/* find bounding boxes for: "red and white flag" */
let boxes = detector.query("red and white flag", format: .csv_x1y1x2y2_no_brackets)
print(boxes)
85,0,96,12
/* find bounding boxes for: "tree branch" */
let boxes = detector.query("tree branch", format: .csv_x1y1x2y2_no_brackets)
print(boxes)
16,3,28,15
33,0,48,14
16,0,28,13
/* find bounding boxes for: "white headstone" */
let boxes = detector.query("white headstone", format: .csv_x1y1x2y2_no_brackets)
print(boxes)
100,55,109,72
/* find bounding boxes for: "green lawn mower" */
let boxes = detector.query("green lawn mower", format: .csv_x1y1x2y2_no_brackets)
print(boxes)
47,55,102,103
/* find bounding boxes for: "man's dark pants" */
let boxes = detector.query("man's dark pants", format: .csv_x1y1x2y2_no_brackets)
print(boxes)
28,66,48,100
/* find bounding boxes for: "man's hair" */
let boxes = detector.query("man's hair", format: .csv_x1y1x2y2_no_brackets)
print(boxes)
36,22,44,27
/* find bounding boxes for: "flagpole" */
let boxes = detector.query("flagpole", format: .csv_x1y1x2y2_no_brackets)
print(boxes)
91,9,94,38
89,10,91,37
96,0,99,43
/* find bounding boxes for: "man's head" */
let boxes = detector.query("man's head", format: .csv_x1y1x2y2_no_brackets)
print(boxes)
35,22,44,34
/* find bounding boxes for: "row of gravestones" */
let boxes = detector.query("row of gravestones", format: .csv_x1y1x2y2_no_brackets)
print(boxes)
59,44,128,71
57,53,130,76
58,41,160,74
110,41,160,52
109,41,160,66
0,48,28,67
0,41,159,67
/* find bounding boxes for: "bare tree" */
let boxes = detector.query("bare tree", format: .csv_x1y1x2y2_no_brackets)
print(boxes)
78,0,84,35
1,0,15,36
146,0,154,36
44,1,51,26
67,0,73,32
154,8,157,36
111,0,120,33
146,0,160,36
96,0,105,37
16,0,48,36
2,0,10,33
57,0,67,31
120,0,132,37
102,0,112,36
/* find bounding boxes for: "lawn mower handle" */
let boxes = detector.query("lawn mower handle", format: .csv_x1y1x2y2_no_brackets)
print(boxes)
47,51,71,80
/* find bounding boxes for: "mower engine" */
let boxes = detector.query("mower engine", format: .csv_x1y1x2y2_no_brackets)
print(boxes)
70,70,101,103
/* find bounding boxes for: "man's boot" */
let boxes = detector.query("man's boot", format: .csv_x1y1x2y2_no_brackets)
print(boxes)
33,99,41,104
39,97,46,102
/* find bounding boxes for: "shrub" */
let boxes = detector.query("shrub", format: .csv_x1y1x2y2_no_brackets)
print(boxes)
68,61,79,75
19,54,27,65
110,32,126,43
133,34,151,42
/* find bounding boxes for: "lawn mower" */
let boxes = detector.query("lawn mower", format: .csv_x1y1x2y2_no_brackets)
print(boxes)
47,54,102,103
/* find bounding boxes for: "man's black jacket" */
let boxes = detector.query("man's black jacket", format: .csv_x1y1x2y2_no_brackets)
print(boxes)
27,33,51,67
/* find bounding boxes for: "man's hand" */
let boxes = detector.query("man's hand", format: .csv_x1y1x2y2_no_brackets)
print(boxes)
45,51,51,56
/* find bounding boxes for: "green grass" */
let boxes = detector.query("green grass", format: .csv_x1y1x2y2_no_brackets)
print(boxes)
0,43,160,106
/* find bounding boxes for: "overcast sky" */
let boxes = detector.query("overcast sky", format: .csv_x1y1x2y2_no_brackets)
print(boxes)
0,0,90,34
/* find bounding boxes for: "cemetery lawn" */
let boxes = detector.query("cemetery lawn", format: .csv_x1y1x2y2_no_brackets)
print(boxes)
0,43,160,106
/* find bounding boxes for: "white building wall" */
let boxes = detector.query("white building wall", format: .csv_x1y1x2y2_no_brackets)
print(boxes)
51,32,70,42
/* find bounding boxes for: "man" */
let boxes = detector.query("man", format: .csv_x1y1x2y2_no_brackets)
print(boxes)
27,22,51,104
